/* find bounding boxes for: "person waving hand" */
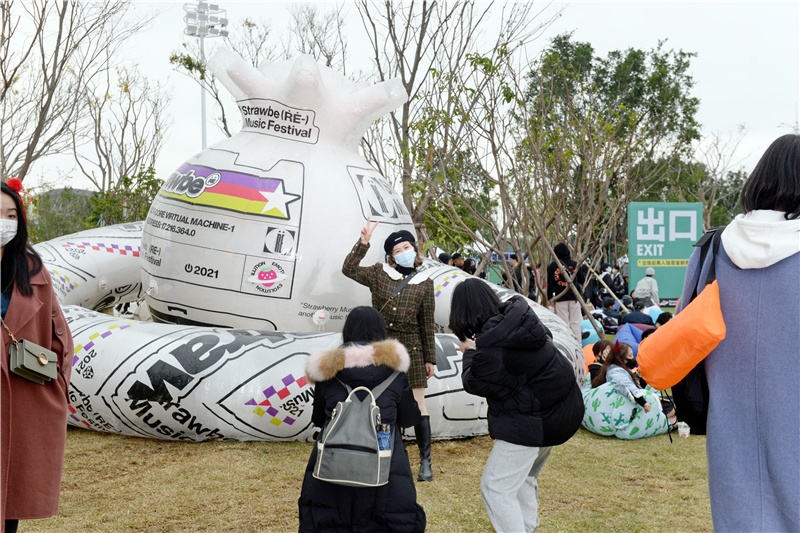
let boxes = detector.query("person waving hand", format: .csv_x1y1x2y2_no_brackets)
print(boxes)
342,218,437,481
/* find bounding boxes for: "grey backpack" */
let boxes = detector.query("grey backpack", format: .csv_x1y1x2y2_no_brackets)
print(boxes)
313,371,399,487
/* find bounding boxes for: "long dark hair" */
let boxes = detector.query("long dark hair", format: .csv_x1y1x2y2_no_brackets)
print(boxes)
591,341,638,388
592,339,612,363
740,134,800,219
449,278,503,341
1,182,42,297
342,306,388,345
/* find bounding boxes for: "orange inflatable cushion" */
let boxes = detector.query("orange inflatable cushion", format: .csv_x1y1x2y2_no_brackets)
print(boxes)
583,344,596,373
637,280,726,390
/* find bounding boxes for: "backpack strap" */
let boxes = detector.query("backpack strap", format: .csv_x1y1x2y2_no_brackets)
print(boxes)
370,371,400,400
691,226,726,300
336,371,400,400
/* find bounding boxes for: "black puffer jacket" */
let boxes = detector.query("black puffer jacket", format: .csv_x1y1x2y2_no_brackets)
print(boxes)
299,340,425,533
462,297,583,447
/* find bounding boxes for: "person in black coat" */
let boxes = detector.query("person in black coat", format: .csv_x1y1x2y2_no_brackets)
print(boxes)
299,307,426,533
449,279,583,533
620,300,655,326
546,243,587,341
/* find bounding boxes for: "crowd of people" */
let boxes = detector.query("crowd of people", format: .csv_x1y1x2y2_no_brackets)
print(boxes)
2,134,798,532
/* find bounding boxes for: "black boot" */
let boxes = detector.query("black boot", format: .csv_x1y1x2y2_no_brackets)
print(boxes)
416,415,433,481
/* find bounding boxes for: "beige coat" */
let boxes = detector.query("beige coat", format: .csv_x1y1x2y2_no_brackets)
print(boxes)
1,265,73,526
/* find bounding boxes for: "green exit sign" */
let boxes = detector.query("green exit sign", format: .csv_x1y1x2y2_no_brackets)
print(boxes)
627,202,703,301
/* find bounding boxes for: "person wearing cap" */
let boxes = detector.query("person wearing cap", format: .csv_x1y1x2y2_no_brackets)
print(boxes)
342,219,437,482
619,294,634,322
634,267,659,308
620,299,655,326
598,262,614,300
438,252,452,265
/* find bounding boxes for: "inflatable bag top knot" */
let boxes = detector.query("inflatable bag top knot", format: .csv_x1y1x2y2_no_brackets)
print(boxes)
142,50,416,332
210,49,407,151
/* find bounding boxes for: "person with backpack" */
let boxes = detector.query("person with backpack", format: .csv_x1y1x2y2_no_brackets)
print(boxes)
299,306,426,533
546,243,587,341
449,279,583,533
675,135,800,532
343,220,437,481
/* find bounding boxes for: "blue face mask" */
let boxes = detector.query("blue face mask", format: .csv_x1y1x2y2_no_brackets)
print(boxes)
394,249,416,268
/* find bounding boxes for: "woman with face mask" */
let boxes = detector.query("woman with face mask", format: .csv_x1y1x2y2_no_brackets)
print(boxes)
591,341,678,429
342,219,437,482
1,179,74,533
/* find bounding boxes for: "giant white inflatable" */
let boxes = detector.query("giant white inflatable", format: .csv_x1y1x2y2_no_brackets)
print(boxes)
34,222,145,309
33,50,586,442
57,251,585,441
141,50,414,330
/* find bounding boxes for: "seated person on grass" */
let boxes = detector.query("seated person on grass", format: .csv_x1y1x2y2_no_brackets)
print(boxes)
655,312,673,328
588,339,612,383
621,299,655,326
591,341,678,429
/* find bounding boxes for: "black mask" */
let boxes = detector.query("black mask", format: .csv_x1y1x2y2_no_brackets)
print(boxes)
625,358,637,369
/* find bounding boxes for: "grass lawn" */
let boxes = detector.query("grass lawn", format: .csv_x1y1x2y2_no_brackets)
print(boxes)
25,426,711,532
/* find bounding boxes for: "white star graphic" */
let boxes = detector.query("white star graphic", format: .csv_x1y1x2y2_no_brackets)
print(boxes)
259,181,301,217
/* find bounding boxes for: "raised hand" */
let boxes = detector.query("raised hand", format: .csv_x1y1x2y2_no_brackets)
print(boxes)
360,217,379,245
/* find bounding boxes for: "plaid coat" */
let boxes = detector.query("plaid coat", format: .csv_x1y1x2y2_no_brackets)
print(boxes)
342,241,436,389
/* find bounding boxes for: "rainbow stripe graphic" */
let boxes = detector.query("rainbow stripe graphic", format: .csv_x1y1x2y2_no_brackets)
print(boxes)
159,165,300,220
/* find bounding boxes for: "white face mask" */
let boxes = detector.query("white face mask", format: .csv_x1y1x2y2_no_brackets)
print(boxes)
394,249,417,268
1,219,17,247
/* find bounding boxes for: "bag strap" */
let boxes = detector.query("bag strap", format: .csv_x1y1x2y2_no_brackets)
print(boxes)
0,319,19,347
370,371,400,400
691,226,726,300
379,272,418,313
336,371,400,401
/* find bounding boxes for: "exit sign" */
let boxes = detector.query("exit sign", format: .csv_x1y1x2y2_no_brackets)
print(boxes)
627,202,703,301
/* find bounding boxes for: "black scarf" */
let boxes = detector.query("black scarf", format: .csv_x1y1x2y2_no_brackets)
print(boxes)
394,264,416,276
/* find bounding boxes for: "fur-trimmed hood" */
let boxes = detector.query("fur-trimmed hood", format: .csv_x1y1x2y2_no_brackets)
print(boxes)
305,339,410,384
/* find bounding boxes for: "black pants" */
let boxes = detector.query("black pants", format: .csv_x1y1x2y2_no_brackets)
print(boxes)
5,519,19,533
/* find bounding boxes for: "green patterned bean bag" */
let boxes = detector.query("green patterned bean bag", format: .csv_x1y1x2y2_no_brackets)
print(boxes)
581,381,669,439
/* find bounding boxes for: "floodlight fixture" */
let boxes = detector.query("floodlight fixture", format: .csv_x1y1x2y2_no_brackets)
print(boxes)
183,0,229,150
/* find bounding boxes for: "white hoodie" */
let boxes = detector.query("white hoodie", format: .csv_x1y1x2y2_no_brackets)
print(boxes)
721,210,800,269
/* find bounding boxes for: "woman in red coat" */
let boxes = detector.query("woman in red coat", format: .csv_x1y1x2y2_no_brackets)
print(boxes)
1,179,73,533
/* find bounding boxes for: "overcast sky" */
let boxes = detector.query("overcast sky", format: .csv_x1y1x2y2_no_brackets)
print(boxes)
26,1,800,191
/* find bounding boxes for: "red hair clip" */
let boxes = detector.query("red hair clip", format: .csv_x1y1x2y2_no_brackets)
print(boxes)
5,178,28,221
613,340,620,353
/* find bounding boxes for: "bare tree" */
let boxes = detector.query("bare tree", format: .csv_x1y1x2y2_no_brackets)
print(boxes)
417,40,687,334
170,5,350,138
0,0,152,183
356,1,561,249
287,3,349,72
0,0,45,103
680,126,748,229
72,64,172,192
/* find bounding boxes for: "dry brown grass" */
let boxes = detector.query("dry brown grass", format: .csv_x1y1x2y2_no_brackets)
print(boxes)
25,426,711,532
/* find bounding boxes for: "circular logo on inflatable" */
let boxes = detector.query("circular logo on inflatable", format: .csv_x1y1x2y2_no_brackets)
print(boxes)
248,266,287,288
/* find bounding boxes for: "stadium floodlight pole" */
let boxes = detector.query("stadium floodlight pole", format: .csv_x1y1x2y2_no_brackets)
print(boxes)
183,1,229,150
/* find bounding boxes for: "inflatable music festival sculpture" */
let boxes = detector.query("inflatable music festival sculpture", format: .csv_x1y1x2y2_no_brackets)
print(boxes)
35,51,585,442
